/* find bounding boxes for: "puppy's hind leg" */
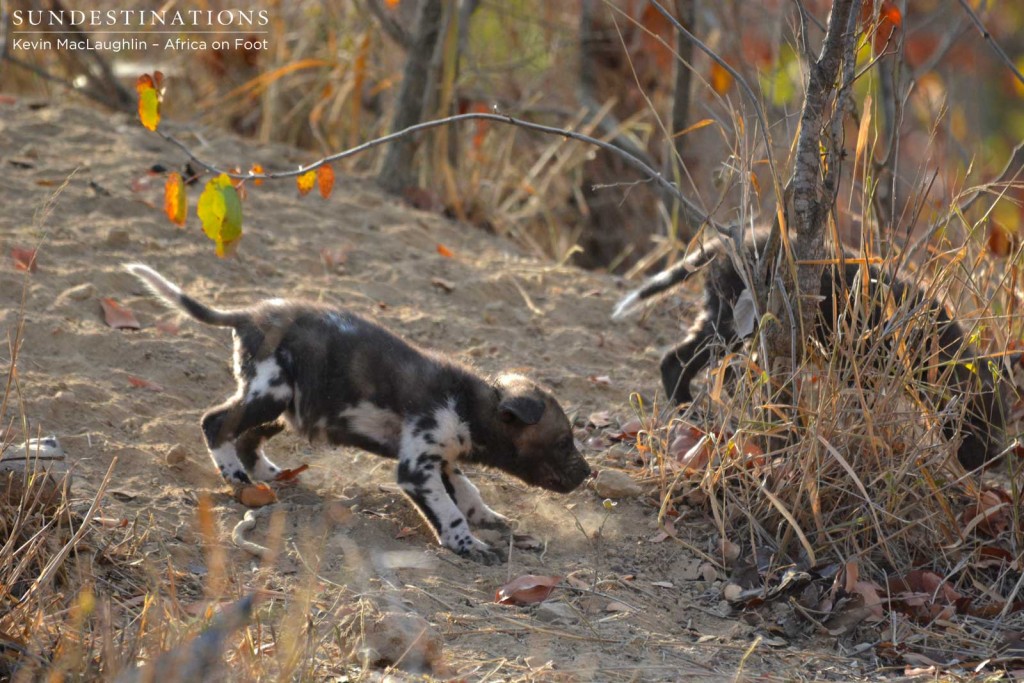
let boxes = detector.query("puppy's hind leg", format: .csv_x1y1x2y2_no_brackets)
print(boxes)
202,396,288,485
662,310,735,404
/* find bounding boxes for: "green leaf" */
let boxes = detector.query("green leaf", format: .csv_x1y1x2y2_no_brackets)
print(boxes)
197,174,242,257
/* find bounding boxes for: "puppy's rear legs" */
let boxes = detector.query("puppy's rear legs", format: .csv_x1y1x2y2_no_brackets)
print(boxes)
202,397,286,485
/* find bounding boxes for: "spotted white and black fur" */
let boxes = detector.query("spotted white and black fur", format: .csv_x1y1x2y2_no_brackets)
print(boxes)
125,264,592,564
613,229,1020,471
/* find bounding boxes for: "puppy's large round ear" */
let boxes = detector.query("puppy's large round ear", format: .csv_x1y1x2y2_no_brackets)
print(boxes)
498,395,546,425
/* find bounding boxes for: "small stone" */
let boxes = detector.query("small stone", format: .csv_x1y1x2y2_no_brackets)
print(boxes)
360,612,442,672
591,469,643,498
166,444,188,466
536,601,577,624
722,583,743,602
106,227,131,247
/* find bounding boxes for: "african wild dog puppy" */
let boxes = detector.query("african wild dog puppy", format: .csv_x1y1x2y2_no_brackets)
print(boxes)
125,264,592,564
613,228,1017,470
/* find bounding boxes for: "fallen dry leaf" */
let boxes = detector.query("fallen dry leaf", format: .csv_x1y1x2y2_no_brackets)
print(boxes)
237,483,277,507
274,463,309,482
962,486,1012,537
92,516,129,528
436,243,454,258
11,247,37,272
495,574,561,606
100,298,141,330
320,246,352,269
127,375,164,392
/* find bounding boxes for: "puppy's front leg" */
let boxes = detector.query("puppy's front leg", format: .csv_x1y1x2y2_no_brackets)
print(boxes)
396,419,505,565
442,463,512,533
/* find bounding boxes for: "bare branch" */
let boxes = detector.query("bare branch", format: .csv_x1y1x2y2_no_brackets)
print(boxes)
956,0,1024,88
153,110,716,230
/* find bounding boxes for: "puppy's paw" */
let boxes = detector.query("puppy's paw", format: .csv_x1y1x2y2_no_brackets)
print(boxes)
511,532,544,552
460,543,507,565
447,531,507,565
218,463,253,486
251,455,282,482
476,514,514,534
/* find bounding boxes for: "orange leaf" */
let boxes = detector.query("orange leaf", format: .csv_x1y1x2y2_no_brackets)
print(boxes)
11,247,37,272
274,463,309,481
710,62,734,95
495,575,561,606
164,172,187,227
989,221,1014,257
100,298,141,330
238,483,277,507
436,243,454,258
862,0,902,53
317,164,335,198
250,163,264,186
297,170,316,196
127,376,164,392
384,0,399,6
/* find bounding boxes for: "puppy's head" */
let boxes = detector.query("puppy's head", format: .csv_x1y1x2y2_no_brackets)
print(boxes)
490,373,591,492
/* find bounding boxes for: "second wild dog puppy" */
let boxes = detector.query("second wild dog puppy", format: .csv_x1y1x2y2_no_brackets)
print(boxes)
613,228,1015,470
125,264,592,564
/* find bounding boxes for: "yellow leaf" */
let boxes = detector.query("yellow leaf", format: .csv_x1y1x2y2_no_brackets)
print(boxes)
197,174,243,258
297,170,316,196
164,172,187,227
136,73,161,131
317,164,335,198
854,94,872,172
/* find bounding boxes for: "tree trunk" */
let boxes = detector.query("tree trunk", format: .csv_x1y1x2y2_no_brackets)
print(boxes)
378,0,444,194
670,0,696,166
761,0,861,371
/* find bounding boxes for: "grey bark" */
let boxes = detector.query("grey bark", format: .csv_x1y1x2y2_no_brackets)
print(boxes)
760,0,862,367
670,0,696,165
378,0,444,194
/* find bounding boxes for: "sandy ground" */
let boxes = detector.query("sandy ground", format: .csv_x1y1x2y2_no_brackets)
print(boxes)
0,98,872,681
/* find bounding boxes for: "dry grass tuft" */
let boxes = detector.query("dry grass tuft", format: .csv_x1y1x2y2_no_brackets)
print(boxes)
625,209,1024,664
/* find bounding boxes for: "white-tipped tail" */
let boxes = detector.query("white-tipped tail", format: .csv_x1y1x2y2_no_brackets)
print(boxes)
611,290,643,320
123,263,183,306
123,263,245,327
